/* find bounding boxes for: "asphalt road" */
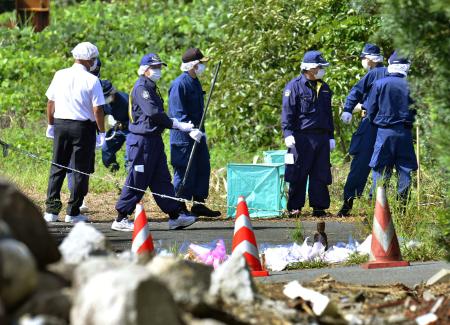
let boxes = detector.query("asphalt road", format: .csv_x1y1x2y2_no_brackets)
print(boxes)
48,220,366,252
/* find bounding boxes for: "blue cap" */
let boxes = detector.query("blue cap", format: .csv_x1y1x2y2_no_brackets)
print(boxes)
140,53,167,66
360,43,381,58
100,79,115,96
388,51,411,64
302,50,329,66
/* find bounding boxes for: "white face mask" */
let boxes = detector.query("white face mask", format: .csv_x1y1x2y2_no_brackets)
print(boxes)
314,68,325,80
361,59,370,70
149,68,162,81
196,63,206,76
89,58,98,72
105,94,114,104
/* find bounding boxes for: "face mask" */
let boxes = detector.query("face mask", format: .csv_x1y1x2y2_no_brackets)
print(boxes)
149,69,162,81
361,59,370,70
314,69,325,80
196,63,206,76
105,95,114,104
89,58,98,72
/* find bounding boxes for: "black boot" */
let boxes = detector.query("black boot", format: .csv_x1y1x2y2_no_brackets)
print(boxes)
337,198,354,217
312,208,327,217
191,197,221,217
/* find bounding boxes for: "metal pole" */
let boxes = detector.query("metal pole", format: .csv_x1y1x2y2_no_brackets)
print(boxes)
416,124,420,210
176,60,222,197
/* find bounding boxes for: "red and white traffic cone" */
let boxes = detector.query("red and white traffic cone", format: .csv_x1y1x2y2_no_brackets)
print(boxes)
362,187,409,269
131,203,154,255
232,196,269,277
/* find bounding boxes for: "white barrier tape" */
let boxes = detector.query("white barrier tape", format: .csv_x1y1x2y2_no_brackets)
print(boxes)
232,240,259,259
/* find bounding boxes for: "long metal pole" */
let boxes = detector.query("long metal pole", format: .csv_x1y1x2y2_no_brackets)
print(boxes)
176,60,222,197
416,124,420,210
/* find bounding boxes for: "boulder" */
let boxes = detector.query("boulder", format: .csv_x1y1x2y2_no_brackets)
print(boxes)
0,238,38,308
208,254,256,305
73,257,128,290
0,179,61,268
146,256,212,310
71,264,182,325
59,222,112,264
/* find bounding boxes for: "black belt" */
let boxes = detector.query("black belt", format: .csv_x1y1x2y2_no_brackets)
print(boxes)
378,123,413,129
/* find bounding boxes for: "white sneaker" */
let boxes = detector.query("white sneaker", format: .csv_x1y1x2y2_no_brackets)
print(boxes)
111,219,134,232
44,212,58,222
168,214,197,230
65,214,89,223
80,199,89,213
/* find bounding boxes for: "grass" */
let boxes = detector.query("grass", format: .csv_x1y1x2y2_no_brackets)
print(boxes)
286,259,330,270
0,121,448,261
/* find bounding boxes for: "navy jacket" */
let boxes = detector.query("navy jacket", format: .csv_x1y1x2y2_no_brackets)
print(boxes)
366,73,414,127
128,76,173,135
168,72,205,145
344,64,388,113
103,91,129,123
281,74,334,139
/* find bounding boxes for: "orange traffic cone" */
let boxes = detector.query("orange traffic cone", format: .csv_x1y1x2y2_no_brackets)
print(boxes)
131,203,154,255
362,187,409,269
232,196,269,277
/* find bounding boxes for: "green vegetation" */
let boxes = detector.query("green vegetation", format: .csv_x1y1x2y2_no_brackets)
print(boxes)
0,0,448,260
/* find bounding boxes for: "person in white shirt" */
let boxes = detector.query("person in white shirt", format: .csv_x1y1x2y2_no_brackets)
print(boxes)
43,42,106,223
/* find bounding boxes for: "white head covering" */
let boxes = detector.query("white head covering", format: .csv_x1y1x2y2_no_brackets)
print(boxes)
71,42,99,60
180,59,200,72
364,54,384,62
138,65,150,76
387,63,410,76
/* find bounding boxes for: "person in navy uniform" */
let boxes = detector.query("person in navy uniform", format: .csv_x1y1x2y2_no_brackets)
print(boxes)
168,48,221,218
365,51,417,206
100,79,130,172
113,53,199,232
281,50,335,217
338,44,388,216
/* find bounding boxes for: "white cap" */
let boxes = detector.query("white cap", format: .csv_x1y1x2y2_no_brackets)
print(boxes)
71,42,99,60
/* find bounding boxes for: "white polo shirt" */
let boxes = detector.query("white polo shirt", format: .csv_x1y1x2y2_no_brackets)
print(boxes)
46,63,105,122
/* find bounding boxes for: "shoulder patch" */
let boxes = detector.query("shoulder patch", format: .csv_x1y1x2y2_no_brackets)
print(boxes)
284,89,291,97
142,90,150,100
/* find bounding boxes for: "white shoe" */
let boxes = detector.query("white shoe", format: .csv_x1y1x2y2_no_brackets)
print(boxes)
80,199,89,213
65,214,89,223
44,212,58,222
168,214,196,230
111,219,134,232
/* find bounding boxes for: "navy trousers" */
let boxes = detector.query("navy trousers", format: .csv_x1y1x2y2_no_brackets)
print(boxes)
285,133,332,211
115,133,180,216
102,128,129,170
343,118,378,200
369,126,418,198
171,139,210,200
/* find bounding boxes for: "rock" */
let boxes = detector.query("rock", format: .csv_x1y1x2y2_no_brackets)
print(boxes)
208,254,256,305
146,256,212,310
18,314,67,325
73,257,128,290
0,219,11,238
426,268,450,286
0,178,61,268
47,262,77,284
12,271,71,322
71,264,182,325
0,238,38,308
59,222,112,264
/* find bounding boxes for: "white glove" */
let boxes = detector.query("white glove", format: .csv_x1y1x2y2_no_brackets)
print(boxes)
46,125,54,139
107,115,116,127
189,129,203,143
353,103,363,113
340,112,352,124
171,118,194,132
284,135,296,148
96,132,106,148
329,139,336,151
